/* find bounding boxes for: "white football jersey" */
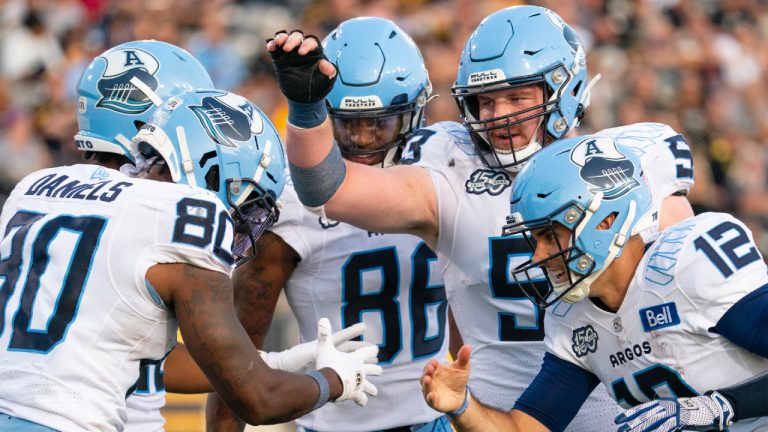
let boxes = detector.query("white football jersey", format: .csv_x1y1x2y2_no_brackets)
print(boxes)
124,361,166,432
274,181,448,432
0,165,233,432
401,121,694,430
546,213,768,431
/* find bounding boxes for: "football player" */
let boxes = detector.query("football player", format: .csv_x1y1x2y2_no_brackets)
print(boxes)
75,39,214,432
266,5,696,431
207,18,451,432
0,87,382,432
421,136,768,432
75,40,375,432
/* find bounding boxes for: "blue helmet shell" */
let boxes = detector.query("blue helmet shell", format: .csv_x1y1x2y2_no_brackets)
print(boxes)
132,89,286,214
323,17,431,164
76,40,213,161
453,6,591,169
505,135,654,306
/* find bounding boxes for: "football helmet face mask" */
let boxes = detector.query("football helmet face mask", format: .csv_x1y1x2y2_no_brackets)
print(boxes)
502,135,655,308
323,17,432,167
453,5,592,171
76,40,213,162
131,89,286,266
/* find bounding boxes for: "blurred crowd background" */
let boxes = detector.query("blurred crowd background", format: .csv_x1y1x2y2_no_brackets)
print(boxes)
0,0,766,254
0,0,766,430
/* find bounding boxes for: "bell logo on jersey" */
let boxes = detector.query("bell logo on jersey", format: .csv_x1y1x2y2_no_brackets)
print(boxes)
639,302,680,332
572,325,598,358
189,93,264,148
570,137,640,200
465,169,511,195
96,48,160,114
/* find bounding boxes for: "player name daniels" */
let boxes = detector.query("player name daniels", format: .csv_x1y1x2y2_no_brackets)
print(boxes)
23,171,133,202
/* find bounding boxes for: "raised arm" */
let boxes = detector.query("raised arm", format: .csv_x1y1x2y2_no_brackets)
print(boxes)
267,31,439,246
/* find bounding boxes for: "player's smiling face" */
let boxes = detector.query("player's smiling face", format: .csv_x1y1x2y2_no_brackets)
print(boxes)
531,222,572,286
477,84,545,153
331,115,403,166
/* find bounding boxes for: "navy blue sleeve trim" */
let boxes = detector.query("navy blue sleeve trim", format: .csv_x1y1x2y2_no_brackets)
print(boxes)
714,372,768,421
710,283,768,357
513,352,600,432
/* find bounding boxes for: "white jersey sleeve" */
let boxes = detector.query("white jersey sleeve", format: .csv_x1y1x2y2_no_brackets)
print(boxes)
595,122,694,199
132,186,235,279
658,212,767,331
595,122,695,241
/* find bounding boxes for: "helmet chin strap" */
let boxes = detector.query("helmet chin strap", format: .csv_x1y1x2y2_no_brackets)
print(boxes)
579,73,602,116
560,196,637,304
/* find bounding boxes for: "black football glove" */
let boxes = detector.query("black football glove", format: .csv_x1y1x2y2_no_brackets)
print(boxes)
268,31,337,103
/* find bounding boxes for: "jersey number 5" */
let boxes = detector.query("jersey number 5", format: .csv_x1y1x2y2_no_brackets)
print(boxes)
489,236,546,342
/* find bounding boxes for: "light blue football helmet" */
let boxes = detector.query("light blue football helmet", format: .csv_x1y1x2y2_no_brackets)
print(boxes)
502,135,654,307
131,89,286,264
76,40,213,162
453,6,592,170
323,17,432,166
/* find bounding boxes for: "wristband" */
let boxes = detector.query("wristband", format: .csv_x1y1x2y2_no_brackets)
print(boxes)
288,144,346,207
707,391,735,428
288,99,328,129
448,386,471,417
307,370,330,411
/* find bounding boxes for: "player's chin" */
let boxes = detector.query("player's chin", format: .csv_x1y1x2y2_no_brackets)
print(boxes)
348,154,384,165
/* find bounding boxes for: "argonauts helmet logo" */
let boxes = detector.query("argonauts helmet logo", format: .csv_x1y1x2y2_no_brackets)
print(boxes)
570,137,640,200
189,93,265,148
96,48,160,114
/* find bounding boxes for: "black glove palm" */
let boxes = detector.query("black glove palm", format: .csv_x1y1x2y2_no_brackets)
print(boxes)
269,35,337,103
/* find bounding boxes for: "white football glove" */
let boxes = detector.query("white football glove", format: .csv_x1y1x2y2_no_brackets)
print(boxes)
315,317,382,407
262,322,371,372
615,392,734,432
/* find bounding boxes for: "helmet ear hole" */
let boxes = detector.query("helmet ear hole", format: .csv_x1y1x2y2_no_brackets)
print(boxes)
571,80,583,97
597,212,618,231
205,164,220,192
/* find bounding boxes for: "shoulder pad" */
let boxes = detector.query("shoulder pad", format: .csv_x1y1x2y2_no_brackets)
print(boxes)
401,122,473,169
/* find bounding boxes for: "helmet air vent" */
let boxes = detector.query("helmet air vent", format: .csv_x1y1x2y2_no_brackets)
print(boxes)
205,164,220,192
